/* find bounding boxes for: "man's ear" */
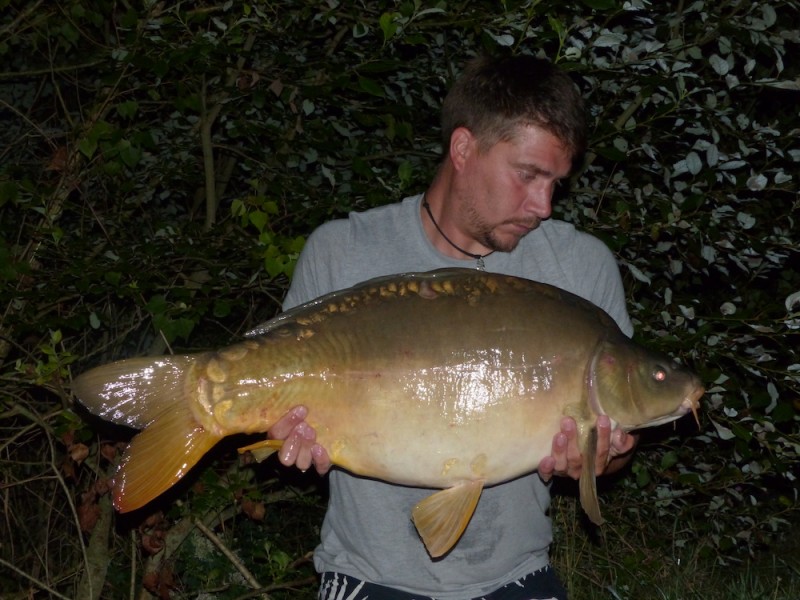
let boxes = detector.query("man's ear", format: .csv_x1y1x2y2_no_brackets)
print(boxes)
449,127,475,171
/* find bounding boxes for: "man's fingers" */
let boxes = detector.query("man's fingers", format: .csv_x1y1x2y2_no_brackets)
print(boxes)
538,456,556,483
268,405,308,440
594,415,612,474
311,444,332,475
278,421,316,470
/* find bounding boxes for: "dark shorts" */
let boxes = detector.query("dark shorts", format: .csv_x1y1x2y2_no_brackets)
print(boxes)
319,566,568,600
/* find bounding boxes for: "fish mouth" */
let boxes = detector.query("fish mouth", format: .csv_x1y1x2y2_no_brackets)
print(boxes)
685,384,704,427
638,384,704,429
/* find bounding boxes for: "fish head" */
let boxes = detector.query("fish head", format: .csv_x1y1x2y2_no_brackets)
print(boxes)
588,336,704,432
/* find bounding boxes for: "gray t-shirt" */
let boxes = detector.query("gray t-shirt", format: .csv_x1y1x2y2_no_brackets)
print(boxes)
282,193,633,598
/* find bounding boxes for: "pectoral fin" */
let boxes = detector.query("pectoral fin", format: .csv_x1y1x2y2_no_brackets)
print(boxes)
237,438,284,463
411,480,484,558
578,426,604,525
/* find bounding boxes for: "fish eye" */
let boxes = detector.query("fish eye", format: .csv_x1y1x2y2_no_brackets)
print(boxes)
652,367,668,382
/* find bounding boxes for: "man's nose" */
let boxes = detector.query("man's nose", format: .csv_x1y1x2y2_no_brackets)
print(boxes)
524,184,553,219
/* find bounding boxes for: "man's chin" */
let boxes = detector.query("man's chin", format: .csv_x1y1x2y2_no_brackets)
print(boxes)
487,236,521,254
490,223,540,252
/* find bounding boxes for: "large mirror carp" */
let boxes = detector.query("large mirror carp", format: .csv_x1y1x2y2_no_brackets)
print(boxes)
73,268,703,558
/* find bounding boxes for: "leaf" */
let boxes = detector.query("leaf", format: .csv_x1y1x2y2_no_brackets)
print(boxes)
685,151,703,175
358,76,385,98
379,12,398,41
660,451,679,469
213,299,232,318
118,139,142,168
711,419,735,441
746,174,767,191
70,443,90,463
785,291,800,313
398,160,413,188
352,23,369,38
709,54,730,76
718,160,747,170
0,181,18,207
624,262,652,284
487,32,515,47
761,5,777,27
241,497,265,521
146,295,168,315
582,0,618,9
594,32,626,48
249,210,268,232
756,78,800,91
78,137,98,159
736,212,756,229
116,100,139,118
595,144,627,161
416,8,446,18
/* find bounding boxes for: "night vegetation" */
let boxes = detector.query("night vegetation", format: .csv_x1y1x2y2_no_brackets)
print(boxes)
1,1,798,598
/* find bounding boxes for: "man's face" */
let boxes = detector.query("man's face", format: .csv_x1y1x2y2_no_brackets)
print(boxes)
456,124,573,253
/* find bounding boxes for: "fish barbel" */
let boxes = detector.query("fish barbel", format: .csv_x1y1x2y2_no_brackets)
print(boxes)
73,268,703,557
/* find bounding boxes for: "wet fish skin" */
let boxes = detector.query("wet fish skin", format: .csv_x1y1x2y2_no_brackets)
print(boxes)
73,268,704,557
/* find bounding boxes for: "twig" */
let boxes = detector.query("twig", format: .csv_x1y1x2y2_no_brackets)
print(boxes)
44,418,94,598
201,74,219,232
0,59,108,78
193,517,264,592
0,0,46,38
234,576,318,600
0,557,73,600
200,32,257,231
76,494,113,600
130,530,137,600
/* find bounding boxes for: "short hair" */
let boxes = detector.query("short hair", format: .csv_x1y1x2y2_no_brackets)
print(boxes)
441,55,587,166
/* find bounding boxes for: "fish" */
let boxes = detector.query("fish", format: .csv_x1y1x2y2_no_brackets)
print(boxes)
72,268,703,558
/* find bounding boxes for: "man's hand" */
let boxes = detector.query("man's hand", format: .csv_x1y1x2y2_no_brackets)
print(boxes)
267,405,332,475
538,415,637,483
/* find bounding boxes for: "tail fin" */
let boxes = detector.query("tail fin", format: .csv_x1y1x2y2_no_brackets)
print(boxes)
72,355,220,512
72,355,202,428
114,403,220,512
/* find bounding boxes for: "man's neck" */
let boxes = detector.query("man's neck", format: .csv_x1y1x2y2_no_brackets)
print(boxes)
420,181,492,262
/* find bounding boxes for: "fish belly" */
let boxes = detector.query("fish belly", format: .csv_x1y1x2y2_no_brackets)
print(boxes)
207,326,585,489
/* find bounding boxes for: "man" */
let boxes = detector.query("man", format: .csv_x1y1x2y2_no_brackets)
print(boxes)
267,55,637,599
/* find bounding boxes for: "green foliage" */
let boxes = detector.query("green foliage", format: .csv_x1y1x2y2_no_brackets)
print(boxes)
1,0,798,598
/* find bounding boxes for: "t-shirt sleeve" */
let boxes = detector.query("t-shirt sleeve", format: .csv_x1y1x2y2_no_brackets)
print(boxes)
571,235,633,337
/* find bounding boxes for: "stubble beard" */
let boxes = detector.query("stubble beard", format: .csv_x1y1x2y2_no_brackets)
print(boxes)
474,214,542,254
461,191,542,254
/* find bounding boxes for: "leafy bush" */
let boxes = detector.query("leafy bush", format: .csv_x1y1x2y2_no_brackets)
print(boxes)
1,0,797,598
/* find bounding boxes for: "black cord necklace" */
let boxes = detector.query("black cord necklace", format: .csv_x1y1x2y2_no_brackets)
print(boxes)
422,198,493,270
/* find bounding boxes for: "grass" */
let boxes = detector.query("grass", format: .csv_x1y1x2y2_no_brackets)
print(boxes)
549,491,800,600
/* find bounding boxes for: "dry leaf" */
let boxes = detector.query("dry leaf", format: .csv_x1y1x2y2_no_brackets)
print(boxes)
70,443,90,464
78,501,101,533
241,497,265,521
